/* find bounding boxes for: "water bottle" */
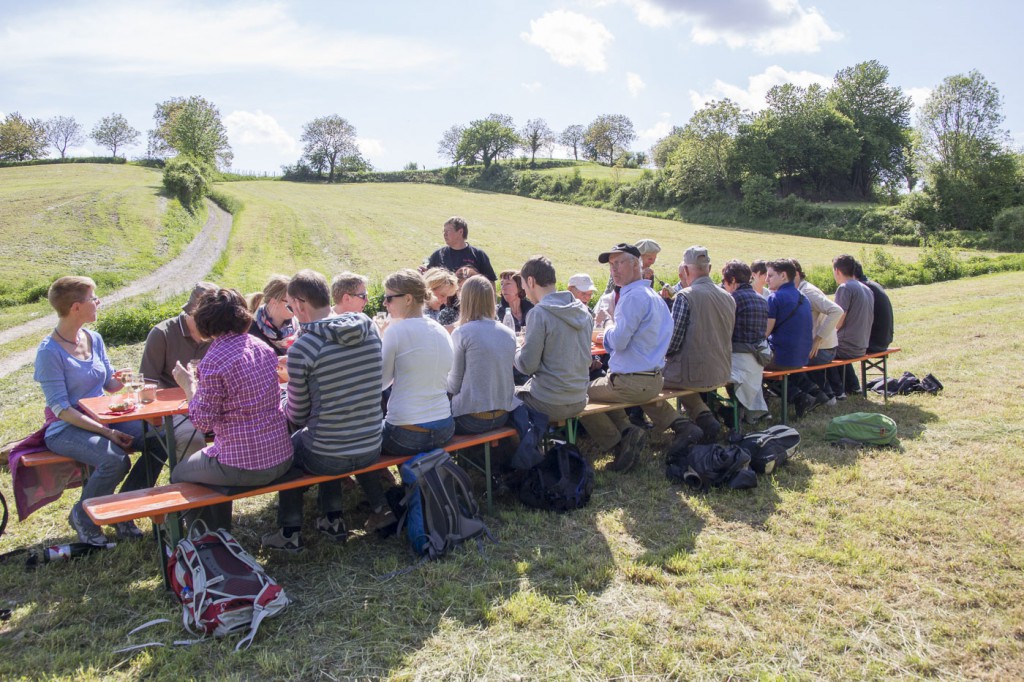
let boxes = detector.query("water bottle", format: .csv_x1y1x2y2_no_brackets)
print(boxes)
26,542,114,568
502,309,515,331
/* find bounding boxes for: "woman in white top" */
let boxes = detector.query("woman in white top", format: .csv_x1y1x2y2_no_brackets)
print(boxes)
380,269,455,456
447,275,520,434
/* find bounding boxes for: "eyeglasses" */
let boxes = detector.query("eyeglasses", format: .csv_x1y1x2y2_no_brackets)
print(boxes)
285,296,305,313
383,293,406,304
351,292,369,300
81,296,100,305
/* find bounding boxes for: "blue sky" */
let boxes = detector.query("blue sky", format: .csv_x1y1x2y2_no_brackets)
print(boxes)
2,0,1021,174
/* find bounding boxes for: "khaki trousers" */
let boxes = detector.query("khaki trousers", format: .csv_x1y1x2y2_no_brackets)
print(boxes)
580,371,681,451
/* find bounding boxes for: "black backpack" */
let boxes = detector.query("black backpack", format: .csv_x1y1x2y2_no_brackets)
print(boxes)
517,442,595,512
735,425,800,474
666,442,757,491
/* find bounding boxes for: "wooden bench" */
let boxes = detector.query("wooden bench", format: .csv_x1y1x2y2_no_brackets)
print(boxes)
82,425,518,586
762,347,901,423
557,388,700,444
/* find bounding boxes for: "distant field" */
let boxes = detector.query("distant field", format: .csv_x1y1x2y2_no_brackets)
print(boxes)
212,181,923,293
530,161,647,182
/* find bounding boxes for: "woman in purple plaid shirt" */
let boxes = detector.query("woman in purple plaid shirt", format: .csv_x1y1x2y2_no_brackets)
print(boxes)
171,288,293,530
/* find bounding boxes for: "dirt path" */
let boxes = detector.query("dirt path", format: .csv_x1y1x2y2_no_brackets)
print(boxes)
0,199,233,379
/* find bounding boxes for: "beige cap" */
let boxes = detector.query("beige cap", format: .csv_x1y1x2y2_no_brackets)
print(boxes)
682,246,711,267
634,238,662,255
567,273,596,292
182,282,218,315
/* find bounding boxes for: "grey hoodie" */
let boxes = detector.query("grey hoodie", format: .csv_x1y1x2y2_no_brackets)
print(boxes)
514,291,594,408
285,313,383,459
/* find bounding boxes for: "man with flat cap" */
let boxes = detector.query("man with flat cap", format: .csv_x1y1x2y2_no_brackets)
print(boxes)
662,246,736,442
580,243,693,473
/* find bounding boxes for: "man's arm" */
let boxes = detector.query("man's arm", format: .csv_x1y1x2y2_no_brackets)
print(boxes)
139,325,168,388
474,247,498,283
602,290,643,353
285,342,312,426
665,293,691,356
514,316,544,376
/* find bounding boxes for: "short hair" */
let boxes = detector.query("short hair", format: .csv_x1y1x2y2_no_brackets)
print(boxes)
331,271,368,304
47,276,95,317
499,270,526,299
767,258,797,281
248,274,290,312
791,259,805,279
750,260,768,276
832,254,857,278
853,261,867,281
721,260,751,285
422,267,457,293
520,256,557,287
288,269,330,309
445,216,468,239
383,268,430,305
458,275,497,325
193,288,252,338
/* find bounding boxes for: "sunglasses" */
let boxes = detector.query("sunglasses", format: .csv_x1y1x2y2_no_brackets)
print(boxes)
351,292,369,300
383,293,406,303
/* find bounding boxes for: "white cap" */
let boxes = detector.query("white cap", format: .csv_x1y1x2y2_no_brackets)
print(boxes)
568,273,596,292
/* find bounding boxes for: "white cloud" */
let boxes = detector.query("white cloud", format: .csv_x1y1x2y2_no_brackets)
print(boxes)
688,65,831,111
356,137,385,159
626,72,646,98
224,110,298,155
906,87,932,113
521,81,543,93
638,114,674,147
521,10,614,72
0,2,450,75
619,0,841,53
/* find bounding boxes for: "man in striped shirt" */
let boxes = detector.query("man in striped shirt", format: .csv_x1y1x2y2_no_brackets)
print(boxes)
262,270,393,553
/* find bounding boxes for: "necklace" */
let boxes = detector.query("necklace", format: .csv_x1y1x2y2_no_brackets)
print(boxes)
53,327,81,346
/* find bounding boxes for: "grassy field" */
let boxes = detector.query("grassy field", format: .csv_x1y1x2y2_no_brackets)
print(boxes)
529,162,648,183
1,271,1022,680
0,164,202,332
211,180,923,295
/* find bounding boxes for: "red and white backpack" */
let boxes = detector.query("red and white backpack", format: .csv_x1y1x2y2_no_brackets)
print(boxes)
167,521,289,650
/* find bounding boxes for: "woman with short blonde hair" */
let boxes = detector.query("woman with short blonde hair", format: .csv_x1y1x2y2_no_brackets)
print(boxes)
247,274,295,355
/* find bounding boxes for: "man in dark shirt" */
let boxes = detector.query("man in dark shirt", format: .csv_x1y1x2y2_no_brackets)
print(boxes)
854,261,894,353
425,216,497,283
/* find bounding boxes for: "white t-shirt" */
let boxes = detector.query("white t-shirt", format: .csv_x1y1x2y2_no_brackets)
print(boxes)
381,316,454,425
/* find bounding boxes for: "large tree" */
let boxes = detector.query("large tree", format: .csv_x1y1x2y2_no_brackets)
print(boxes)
44,115,84,160
520,118,554,164
437,124,465,166
829,60,913,197
662,100,745,200
0,112,47,162
300,114,360,182
91,113,140,158
583,114,635,165
917,70,1017,229
457,114,520,169
559,124,585,161
149,96,233,169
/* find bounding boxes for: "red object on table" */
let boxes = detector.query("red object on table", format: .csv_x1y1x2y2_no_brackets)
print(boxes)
79,387,189,427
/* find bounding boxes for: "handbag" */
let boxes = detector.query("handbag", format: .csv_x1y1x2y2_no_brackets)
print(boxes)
753,339,773,367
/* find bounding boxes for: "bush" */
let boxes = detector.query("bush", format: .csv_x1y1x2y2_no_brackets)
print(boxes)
991,206,1024,251
162,155,211,210
857,206,924,245
94,297,186,345
741,175,776,218
207,188,243,215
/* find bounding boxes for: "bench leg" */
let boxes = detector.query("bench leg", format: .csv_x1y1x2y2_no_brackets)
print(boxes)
483,442,493,515
780,376,789,424
565,418,578,445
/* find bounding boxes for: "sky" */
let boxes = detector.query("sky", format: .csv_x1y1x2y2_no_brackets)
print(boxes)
2,0,1022,174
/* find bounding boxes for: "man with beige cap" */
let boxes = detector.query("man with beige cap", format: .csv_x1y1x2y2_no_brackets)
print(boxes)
567,273,597,308
662,246,736,442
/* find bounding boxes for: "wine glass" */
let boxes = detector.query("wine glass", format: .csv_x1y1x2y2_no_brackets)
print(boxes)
127,373,145,404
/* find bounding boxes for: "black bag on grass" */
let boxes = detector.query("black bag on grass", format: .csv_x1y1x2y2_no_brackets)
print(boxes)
517,442,594,512
666,442,756,491
735,425,800,474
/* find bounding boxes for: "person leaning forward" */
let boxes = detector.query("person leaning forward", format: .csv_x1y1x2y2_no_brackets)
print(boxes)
580,243,693,473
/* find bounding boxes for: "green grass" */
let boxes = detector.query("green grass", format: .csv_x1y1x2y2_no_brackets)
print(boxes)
2,271,1023,679
530,161,647,183
0,164,203,332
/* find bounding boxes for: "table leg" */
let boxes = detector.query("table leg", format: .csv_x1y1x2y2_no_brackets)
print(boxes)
483,441,493,515
780,376,789,424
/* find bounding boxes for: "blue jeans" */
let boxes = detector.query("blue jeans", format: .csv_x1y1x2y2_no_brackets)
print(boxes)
808,347,837,397
45,420,145,532
277,429,384,529
382,419,454,457
454,412,509,435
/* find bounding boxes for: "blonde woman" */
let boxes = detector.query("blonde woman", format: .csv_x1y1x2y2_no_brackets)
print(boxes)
247,274,295,355
380,269,455,455
421,267,459,327
447,275,520,434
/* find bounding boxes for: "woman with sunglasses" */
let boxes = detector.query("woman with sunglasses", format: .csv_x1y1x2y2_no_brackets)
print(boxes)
33,276,147,545
379,269,455,455
247,274,296,356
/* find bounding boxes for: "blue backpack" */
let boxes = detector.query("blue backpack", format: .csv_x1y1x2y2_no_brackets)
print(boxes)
398,449,493,559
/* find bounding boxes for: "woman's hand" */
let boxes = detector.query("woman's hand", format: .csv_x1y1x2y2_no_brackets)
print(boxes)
172,361,196,399
105,428,134,449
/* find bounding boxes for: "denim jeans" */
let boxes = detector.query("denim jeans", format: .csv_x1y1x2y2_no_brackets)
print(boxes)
454,412,509,435
382,419,455,457
45,420,145,532
277,429,384,529
808,347,837,397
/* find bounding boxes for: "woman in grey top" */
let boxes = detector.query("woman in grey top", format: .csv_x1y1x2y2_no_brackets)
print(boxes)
447,275,521,434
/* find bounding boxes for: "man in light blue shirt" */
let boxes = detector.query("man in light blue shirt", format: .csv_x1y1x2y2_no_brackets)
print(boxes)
581,243,689,473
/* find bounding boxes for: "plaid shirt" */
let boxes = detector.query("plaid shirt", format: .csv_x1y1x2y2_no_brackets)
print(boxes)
666,291,691,356
189,333,292,471
731,283,769,344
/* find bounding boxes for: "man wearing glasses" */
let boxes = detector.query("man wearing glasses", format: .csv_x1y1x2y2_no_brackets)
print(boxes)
330,271,371,315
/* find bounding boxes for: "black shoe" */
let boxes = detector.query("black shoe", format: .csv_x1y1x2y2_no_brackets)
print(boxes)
695,412,722,443
607,426,647,473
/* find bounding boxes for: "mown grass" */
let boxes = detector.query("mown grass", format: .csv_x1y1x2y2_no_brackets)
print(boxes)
2,271,1023,679
530,162,647,183
0,164,203,332
211,181,924,295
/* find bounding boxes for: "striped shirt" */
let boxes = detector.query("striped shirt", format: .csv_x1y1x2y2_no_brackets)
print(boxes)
189,333,292,471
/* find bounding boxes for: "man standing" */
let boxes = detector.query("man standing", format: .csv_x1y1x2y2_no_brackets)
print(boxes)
662,247,736,440
262,270,392,552
580,244,689,473
827,254,874,400
331,271,370,315
425,216,497,283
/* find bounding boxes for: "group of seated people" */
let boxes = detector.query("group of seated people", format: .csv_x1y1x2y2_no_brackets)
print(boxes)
31,215,893,550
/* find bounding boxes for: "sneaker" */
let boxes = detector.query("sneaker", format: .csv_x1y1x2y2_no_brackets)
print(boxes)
607,426,647,473
69,510,109,547
115,520,145,540
315,516,348,543
261,528,304,553
835,392,848,401
825,397,837,407
364,508,397,533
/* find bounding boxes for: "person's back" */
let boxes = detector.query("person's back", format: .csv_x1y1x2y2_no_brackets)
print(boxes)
862,279,893,352
286,313,383,459
835,279,874,358
663,274,735,390
448,319,519,418
767,282,813,367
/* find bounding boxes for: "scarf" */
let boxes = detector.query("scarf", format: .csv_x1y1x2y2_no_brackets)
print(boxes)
254,305,295,349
